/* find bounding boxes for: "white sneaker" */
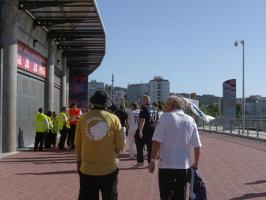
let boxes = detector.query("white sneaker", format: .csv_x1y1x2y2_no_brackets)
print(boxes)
134,162,144,167
129,155,136,159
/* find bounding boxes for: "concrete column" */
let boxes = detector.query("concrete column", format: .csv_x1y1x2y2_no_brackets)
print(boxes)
0,1,4,152
46,39,56,112
66,65,69,107
60,56,67,108
2,0,18,153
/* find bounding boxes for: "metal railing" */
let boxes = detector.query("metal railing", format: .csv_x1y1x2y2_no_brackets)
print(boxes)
198,117,266,140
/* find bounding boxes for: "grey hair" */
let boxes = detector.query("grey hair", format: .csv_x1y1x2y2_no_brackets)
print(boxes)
168,95,185,110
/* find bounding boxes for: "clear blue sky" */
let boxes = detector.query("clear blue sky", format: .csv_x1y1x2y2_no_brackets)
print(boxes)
91,0,266,98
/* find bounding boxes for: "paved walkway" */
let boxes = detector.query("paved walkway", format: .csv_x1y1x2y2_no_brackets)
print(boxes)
0,132,266,200
199,126,266,140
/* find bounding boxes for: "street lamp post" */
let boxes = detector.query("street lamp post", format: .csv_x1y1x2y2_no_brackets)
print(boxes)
234,40,245,134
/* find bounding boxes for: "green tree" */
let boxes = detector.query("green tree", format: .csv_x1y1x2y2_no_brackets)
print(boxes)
199,104,208,114
206,103,220,117
236,103,242,118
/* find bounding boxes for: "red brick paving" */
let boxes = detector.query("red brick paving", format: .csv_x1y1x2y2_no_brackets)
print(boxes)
0,132,266,200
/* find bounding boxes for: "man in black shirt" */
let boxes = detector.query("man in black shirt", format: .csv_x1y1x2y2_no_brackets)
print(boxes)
135,95,159,167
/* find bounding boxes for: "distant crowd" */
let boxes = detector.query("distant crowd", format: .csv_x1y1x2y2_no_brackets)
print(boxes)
34,91,203,200
33,96,165,154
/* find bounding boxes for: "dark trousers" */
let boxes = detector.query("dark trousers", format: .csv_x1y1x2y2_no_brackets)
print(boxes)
51,133,57,147
78,169,119,200
158,168,188,200
34,132,46,151
44,130,53,148
134,132,153,163
58,127,68,149
68,124,76,148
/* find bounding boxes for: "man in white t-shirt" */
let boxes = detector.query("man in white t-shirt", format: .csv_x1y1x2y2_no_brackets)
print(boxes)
148,95,202,200
126,103,140,158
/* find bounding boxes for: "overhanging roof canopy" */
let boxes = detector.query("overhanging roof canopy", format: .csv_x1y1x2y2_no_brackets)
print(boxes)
19,0,106,74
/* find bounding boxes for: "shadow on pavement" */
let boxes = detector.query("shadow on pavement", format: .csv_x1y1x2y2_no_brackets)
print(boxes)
16,170,77,175
1,155,75,160
119,166,148,171
0,158,75,163
245,179,266,185
230,192,266,200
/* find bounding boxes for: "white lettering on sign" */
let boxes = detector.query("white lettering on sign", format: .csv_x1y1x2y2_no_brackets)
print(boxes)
33,63,38,72
17,55,22,65
17,42,47,77
25,59,30,69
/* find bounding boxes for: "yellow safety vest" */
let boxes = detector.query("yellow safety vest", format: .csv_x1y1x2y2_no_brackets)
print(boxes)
47,116,53,130
34,113,48,132
52,117,59,134
57,112,70,131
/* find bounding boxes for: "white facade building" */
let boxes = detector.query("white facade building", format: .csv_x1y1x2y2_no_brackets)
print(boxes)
113,90,127,107
127,83,149,103
88,80,105,102
149,76,170,103
245,95,266,118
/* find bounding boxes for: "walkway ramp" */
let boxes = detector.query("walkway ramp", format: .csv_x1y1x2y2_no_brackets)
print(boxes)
0,132,265,200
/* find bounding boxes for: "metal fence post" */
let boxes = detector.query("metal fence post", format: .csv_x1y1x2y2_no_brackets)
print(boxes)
256,122,259,138
238,119,240,134
247,120,249,136
223,120,225,133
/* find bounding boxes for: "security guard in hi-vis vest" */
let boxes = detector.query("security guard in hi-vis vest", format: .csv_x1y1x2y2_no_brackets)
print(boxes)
44,111,53,148
57,107,70,150
34,108,49,151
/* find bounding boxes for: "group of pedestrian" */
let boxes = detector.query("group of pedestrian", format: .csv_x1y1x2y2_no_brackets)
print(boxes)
34,108,58,151
74,90,202,200
108,95,164,163
34,103,82,152
58,104,82,150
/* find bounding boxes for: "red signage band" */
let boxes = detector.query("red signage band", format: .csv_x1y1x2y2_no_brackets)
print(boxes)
17,42,47,78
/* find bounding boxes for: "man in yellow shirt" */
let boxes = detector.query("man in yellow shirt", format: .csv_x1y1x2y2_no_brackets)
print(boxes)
75,90,124,200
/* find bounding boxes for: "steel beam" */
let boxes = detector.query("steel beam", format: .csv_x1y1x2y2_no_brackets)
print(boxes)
19,1,92,10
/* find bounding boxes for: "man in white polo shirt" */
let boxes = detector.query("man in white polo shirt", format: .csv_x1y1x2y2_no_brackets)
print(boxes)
148,95,202,200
